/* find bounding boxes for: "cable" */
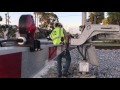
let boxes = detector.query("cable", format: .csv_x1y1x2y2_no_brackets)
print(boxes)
77,46,85,59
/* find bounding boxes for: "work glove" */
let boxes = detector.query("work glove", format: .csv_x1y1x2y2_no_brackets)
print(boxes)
47,36,52,41
60,37,65,45
61,37,64,42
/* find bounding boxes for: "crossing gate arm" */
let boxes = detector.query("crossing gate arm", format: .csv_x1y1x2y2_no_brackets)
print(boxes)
70,24,120,46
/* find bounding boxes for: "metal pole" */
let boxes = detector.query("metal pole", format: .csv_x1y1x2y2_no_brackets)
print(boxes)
8,12,9,26
34,12,36,27
37,14,38,27
82,12,86,25
93,12,96,24
5,14,7,25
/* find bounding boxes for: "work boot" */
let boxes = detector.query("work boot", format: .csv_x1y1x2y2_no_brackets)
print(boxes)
58,74,62,78
67,71,72,75
62,71,72,77
62,74,68,77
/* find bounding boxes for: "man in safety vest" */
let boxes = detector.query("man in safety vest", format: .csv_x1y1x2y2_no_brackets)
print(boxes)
50,23,71,78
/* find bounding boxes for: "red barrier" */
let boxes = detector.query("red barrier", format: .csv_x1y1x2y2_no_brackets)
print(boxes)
0,52,22,78
48,46,57,60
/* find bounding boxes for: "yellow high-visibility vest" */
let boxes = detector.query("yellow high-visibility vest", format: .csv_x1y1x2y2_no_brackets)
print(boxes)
50,27,66,45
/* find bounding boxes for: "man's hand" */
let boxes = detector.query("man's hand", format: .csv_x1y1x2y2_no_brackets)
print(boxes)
47,36,52,40
65,34,70,48
61,37,64,42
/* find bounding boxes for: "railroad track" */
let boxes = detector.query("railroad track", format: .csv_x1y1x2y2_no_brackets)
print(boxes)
95,46,120,49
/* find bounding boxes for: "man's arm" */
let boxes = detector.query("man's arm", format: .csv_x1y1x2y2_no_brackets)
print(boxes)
63,28,70,48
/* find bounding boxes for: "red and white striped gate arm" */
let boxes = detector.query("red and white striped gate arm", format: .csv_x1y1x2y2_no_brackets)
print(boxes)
0,41,66,78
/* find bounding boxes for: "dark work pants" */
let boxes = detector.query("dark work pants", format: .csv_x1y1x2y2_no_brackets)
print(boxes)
56,49,71,76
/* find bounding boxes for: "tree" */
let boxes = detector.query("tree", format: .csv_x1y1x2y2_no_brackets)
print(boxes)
102,18,109,25
7,25,18,38
107,12,120,25
88,12,104,24
88,12,104,41
34,12,59,30
34,12,59,39
88,12,94,24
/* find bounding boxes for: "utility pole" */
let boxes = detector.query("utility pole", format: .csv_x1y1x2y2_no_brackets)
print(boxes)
0,16,2,21
82,12,86,25
93,12,97,24
4,12,10,39
5,13,7,25
8,12,10,26
34,12,36,27
37,13,38,27
5,12,10,25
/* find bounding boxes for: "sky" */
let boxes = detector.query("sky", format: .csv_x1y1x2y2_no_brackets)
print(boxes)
0,12,83,25
0,12,85,33
0,12,107,33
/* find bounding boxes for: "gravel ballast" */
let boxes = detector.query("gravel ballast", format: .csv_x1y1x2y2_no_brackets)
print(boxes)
35,48,120,78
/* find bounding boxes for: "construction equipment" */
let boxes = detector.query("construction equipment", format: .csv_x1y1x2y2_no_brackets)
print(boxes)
0,15,66,78
0,15,41,51
70,23,120,77
19,17,120,77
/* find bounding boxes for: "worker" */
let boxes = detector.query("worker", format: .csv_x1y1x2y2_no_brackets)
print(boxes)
50,23,71,77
